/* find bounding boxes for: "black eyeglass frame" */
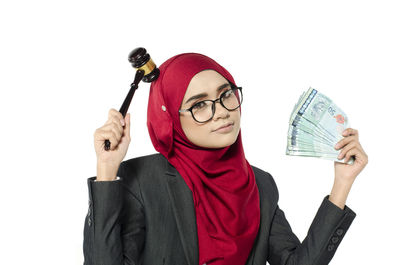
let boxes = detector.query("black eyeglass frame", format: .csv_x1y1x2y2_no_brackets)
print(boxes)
178,81,243,123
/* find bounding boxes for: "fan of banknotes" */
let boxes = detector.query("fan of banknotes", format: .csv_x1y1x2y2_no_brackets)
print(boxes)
286,87,354,165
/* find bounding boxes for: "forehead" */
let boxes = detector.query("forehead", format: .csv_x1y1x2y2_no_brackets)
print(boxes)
185,69,227,94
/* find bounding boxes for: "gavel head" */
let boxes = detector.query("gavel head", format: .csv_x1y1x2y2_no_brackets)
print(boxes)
128,47,160,83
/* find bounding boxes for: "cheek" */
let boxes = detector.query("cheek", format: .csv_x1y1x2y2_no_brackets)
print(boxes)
191,122,210,135
233,112,241,131
233,110,241,122
181,117,209,138
180,117,192,136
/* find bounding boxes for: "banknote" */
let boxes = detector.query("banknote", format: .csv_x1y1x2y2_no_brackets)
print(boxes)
286,87,355,165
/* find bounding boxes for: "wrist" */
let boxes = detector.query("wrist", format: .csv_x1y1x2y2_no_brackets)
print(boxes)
333,176,355,188
329,180,353,210
96,162,119,181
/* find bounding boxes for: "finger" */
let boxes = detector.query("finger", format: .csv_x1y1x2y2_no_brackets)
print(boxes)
337,141,357,160
105,113,125,131
107,131,119,150
110,121,123,141
108,108,124,124
96,129,119,150
342,128,359,139
343,147,364,164
112,116,124,135
357,144,368,163
123,113,131,140
103,118,123,138
335,135,357,150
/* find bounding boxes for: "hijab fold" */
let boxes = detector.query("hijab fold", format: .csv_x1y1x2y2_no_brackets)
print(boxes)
147,53,260,265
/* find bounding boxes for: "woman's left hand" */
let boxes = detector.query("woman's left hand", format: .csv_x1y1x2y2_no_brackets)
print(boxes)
334,128,368,184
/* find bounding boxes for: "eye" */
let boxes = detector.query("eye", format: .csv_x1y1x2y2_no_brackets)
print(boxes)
192,101,206,110
223,89,233,98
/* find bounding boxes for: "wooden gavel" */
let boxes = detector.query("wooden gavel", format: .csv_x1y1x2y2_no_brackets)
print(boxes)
104,47,160,151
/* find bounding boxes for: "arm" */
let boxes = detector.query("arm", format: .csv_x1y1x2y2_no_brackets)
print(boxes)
83,162,146,265
267,195,356,265
328,178,353,210
331,127,368,210
267,127,366,265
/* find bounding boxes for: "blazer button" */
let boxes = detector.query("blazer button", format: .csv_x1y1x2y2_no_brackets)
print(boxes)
87,207,91,216
327,244,335,252
331,236,339,243
336,228,344,236
88,218,92,226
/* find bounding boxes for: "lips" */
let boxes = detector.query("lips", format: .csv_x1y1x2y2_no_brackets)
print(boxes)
214,122,234,132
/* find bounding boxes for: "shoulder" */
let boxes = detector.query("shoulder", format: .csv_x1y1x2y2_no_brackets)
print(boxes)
250,164,280,203
119,152,167,185
121,152,166,173
117,153,167,200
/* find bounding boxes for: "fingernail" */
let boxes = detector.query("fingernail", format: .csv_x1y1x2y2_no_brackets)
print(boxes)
120,119,125,126
335,143,339,149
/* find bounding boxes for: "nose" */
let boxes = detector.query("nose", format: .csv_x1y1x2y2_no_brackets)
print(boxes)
213,100,229,120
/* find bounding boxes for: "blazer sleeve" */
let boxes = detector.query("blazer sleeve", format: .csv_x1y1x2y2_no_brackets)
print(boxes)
266,181,357,265
83,162,146,265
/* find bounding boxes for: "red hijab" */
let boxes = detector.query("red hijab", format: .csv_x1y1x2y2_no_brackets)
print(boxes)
147,52,260,265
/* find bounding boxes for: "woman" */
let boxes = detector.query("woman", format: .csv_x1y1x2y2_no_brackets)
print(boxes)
84,53,368,265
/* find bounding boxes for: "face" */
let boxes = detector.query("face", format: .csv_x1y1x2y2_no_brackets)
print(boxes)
179,70,241,148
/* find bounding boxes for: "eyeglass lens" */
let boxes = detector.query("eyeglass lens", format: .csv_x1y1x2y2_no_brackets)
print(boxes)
192,88,242,122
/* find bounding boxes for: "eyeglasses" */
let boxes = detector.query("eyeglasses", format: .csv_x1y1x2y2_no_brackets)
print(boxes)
178,82,243,123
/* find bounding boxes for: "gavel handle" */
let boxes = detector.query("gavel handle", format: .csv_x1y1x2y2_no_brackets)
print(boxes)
104,70,145,151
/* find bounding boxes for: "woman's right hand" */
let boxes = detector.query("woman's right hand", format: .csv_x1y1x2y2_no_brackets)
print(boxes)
94,108,131,178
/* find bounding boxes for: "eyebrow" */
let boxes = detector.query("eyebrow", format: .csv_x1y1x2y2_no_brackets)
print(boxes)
184,83,231,105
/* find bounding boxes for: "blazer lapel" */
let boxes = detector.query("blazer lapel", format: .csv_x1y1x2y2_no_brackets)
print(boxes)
165,161,199,265
163,159,263,265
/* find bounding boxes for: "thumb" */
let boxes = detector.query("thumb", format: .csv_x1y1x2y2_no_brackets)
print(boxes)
124,113,130,136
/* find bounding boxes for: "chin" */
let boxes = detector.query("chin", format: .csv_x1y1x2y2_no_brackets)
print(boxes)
190,126,240,149
209,133,239,148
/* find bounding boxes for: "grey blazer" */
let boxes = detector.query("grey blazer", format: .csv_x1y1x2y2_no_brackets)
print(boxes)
83,153,356,265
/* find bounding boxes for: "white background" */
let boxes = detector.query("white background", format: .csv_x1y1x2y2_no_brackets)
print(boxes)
1,0,398,264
